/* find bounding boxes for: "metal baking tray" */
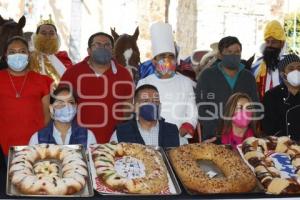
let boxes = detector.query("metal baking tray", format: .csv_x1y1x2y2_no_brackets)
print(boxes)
236,144,299,195
165,147,264,195
88,144,181,195
6,145,94,197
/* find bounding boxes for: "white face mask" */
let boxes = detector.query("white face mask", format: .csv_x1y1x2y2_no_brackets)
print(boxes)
51,104,77,123
287,70,300,87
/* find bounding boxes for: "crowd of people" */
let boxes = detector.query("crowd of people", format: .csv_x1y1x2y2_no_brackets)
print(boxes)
0,16,299,162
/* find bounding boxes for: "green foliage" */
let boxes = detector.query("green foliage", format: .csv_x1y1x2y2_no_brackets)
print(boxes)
284,13,300,55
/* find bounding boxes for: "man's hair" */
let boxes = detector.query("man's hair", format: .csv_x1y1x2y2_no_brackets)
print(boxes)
88,32,114,48
218,36,242,53
134,84,159,101
50,86,77,104
36,24,57,34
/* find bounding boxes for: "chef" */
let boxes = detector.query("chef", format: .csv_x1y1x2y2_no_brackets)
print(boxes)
262,54,300,141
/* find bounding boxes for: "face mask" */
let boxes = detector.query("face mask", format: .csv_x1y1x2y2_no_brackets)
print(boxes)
287,70,300,87
221,55,241,70
34,34,59,54
52,104,77,123
155,58,176,77
232,110,252,128
7,54,28,72
92,47,112,65
138,103,160,121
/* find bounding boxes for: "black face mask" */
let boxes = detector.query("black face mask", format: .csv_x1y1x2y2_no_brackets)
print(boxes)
221,55,241,70
263,47,281,71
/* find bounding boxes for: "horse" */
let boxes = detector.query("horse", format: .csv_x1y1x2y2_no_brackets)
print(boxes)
111,27,140,83
0,15,26,57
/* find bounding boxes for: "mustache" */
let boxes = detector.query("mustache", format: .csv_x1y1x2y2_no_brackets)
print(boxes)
263,47,281,71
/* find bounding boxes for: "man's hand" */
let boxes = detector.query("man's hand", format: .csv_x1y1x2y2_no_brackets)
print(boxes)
179,123,194,138
179,127,189,137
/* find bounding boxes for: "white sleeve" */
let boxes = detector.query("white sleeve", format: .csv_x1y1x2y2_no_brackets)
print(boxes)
184,79,198,128
136,77,147,88
87,130,97,145
29,132,39,145
179,136,189,145
109,130,118,143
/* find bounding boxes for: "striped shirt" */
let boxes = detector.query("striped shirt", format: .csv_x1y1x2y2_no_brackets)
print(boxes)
110,121,159,146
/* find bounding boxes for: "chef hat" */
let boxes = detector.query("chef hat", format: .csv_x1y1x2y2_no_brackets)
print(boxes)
264,20,286,41
150,22,175,58
278,54,300,71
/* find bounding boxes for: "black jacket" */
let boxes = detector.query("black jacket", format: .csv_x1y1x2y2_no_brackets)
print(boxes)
0,145,6,195
262,84,300,141
196,64,259,140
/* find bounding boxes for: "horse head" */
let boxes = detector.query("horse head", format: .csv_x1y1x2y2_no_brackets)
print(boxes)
111,27,140,82
0,15,26,56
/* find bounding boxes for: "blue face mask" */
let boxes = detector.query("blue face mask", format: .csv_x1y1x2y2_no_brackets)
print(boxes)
7,53,28,72
138,103,160,121
92,47,112,65
52,105,77,123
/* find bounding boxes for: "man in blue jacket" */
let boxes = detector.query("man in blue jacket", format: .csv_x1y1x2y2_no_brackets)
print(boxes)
110,84,183,147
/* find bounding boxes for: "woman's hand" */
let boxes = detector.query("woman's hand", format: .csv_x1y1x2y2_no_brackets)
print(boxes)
202,137,217,143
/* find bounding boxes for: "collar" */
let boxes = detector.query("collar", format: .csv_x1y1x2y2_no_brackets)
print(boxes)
53,124,72,144
278,83,300,95
226,127,254,142
95,60,118,77
279,84,300,104
111,60,117,74
218,62,244,76
86,57,118,76
137,120,159,132
153,72,178,82
154,71,176,79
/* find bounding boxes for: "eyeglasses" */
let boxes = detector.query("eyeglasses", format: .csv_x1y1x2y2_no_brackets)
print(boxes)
91,42,112,49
